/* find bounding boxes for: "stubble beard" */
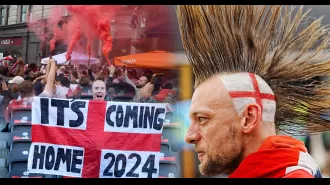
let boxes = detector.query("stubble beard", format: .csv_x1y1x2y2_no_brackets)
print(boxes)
199,153,226,176
199,125,242,176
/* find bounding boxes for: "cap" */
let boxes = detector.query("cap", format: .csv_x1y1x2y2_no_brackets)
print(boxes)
8,76,24,84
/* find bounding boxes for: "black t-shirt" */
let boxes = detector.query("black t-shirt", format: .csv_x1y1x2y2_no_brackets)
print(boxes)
11,92,19,100
34,79,44,96
0,90,11,118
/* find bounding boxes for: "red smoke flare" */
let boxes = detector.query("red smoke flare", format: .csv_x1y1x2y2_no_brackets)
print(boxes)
29,5,121,65
49,39,56,53
86,35,93,59
66,27,81,61
64,5,119,65
50,26,65,53
97,18,112,66
49,6,65,53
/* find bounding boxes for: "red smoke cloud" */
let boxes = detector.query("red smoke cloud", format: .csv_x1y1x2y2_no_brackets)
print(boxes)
28,21,49,51
65,22,81,61
49,6,64,53
50,25,65,53
28,5,173,66
64,5,120,65
86,35,93,60
29,5,120,65
97,18,112,65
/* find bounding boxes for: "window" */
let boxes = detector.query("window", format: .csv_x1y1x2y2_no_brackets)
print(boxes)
20,5,27,22
0,5,9,26
0,7,5,25
60,5,68,16
28,5,33,21
64,7,68,16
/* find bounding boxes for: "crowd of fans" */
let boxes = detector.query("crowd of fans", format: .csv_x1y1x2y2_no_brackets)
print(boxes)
0,57,179,132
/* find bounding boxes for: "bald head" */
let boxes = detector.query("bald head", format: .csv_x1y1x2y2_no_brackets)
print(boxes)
92,80,106,101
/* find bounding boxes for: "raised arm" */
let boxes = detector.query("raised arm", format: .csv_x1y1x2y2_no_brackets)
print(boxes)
87,67,95,82
106,65,115,90
32,62,50,84
32,75,46,84
41,61,51,84
43,59,56,94
123,69,137,90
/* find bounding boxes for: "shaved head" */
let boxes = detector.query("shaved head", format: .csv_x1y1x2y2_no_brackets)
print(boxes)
220,73,276,122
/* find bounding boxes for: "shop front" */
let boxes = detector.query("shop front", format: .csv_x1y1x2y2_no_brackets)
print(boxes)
0,37,23,65
0,22,29,64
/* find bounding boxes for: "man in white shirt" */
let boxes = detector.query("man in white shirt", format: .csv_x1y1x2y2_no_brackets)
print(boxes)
54,77,71,98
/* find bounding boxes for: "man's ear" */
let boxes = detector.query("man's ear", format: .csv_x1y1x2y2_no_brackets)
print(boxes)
241,103,262,134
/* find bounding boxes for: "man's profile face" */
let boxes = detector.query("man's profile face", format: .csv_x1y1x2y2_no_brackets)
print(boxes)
92,80,106,101
187,75,243,176
136,76,148,88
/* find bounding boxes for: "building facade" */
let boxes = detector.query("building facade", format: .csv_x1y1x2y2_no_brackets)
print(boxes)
0,5,65,65
87,5,181,65
0,5,179,66
110,5,181,57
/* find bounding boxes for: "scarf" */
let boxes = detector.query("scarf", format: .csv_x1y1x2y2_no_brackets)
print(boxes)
229,136,322,178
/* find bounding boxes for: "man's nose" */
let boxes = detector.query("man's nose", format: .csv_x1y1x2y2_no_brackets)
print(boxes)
185,122,201,145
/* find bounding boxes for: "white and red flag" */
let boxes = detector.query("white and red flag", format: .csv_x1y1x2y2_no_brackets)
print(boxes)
27,97,167,178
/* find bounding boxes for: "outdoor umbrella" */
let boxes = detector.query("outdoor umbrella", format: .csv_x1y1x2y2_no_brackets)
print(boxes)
114,50,178,69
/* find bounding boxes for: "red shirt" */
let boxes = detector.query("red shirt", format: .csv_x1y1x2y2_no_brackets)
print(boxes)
229,136,319,178
4,97,33,123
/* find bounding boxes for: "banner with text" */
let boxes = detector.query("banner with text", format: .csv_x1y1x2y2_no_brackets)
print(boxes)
27,97,167,178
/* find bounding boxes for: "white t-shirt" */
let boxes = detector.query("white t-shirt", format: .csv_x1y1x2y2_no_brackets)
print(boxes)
55,85,70,98
38,85,70,99
70,84,78,91
38,90,54,98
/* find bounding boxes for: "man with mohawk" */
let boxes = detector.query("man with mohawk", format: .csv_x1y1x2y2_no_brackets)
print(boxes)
177,5,330,178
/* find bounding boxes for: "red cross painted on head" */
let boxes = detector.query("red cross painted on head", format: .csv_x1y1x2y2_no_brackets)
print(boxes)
228,73,275,114
32,101,162,178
